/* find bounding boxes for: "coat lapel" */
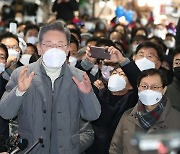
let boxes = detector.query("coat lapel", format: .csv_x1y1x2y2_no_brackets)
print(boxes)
55,63,74,105
30,59,47,102
154,98,171,124
127,103,142,128
127,99,171,132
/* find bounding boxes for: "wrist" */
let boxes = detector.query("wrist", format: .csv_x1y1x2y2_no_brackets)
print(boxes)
119,58,130,67
16,87,26,96
119,57,126,63
17,87,26,93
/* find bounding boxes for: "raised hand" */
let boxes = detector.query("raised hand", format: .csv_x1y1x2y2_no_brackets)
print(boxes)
18,66,34,92
104,46,126,64
72,72,92,93
6,56,17,68
94,79,105,90
85,45,97,63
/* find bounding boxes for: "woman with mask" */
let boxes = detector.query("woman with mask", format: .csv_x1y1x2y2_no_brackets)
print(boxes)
164,33,176,55
19,43,39,66
166,46,180,112
23,24,39,45
109,69,180,154
67,34,79,67
86,66,138,154
153,24,167,40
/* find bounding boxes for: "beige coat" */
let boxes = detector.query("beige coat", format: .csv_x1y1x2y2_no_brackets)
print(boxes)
109,99,180,154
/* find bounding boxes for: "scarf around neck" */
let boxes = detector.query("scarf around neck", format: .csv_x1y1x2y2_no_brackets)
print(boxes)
136,96,167,131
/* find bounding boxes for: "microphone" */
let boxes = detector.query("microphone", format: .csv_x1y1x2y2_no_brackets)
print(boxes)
10,138,28,154
24,138,43,154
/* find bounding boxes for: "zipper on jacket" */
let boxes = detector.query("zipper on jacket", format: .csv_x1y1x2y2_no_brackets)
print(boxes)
49,77,58,153
48,76,54,154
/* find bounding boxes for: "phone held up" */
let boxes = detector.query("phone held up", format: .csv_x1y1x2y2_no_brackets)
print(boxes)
90,46,110,60
9,22,17,35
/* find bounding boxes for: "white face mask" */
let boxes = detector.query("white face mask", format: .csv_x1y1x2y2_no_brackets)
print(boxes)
8,49,20,60
90,64,99,76
140,18,148,26
101,65,114,81
138,89,162,106
26,36,38,45
108,74,126,92
43,48,66,68
132,44,138,53
164,40,175,49
20,54,32,66
68,56,77,67
15,17,23,23
0,63,5,74
17,32,24,38
135,57,155,71
153,29,165,40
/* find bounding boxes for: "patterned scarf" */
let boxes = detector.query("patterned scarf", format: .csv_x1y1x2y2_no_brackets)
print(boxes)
136,96,167,131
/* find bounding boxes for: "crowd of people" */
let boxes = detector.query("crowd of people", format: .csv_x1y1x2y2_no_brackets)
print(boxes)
0,0,180,154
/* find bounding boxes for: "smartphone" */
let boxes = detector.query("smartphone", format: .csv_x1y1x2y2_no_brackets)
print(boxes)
90,46,110,60
9,22,17,34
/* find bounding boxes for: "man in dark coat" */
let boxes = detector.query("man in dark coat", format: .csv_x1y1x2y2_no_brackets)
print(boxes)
166,46,180,111
52,0,78,22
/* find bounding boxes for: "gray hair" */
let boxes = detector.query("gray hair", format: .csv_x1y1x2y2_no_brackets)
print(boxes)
38,21,71,44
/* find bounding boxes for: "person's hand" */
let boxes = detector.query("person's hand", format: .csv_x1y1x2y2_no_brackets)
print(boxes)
94,79,105,90
72,72,92,93
6,56,17,68
18,66,35,92
85,45,97,63
104,46,126,64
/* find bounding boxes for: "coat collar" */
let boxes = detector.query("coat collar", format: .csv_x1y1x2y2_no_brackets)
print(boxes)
31,58,73,103
156,97,171,124
127,97,171,128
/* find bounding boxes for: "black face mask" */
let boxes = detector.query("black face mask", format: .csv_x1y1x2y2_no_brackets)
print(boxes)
174,67,180,81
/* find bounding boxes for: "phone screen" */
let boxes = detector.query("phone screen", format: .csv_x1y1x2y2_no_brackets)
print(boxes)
90,46,110,60
9,22,17,34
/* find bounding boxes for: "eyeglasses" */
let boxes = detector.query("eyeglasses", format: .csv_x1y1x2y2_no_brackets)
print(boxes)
139,84,163,91
41,43,68,49
136,53,159,61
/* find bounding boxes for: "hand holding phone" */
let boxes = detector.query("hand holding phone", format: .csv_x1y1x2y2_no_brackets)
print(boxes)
90,46,110,60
